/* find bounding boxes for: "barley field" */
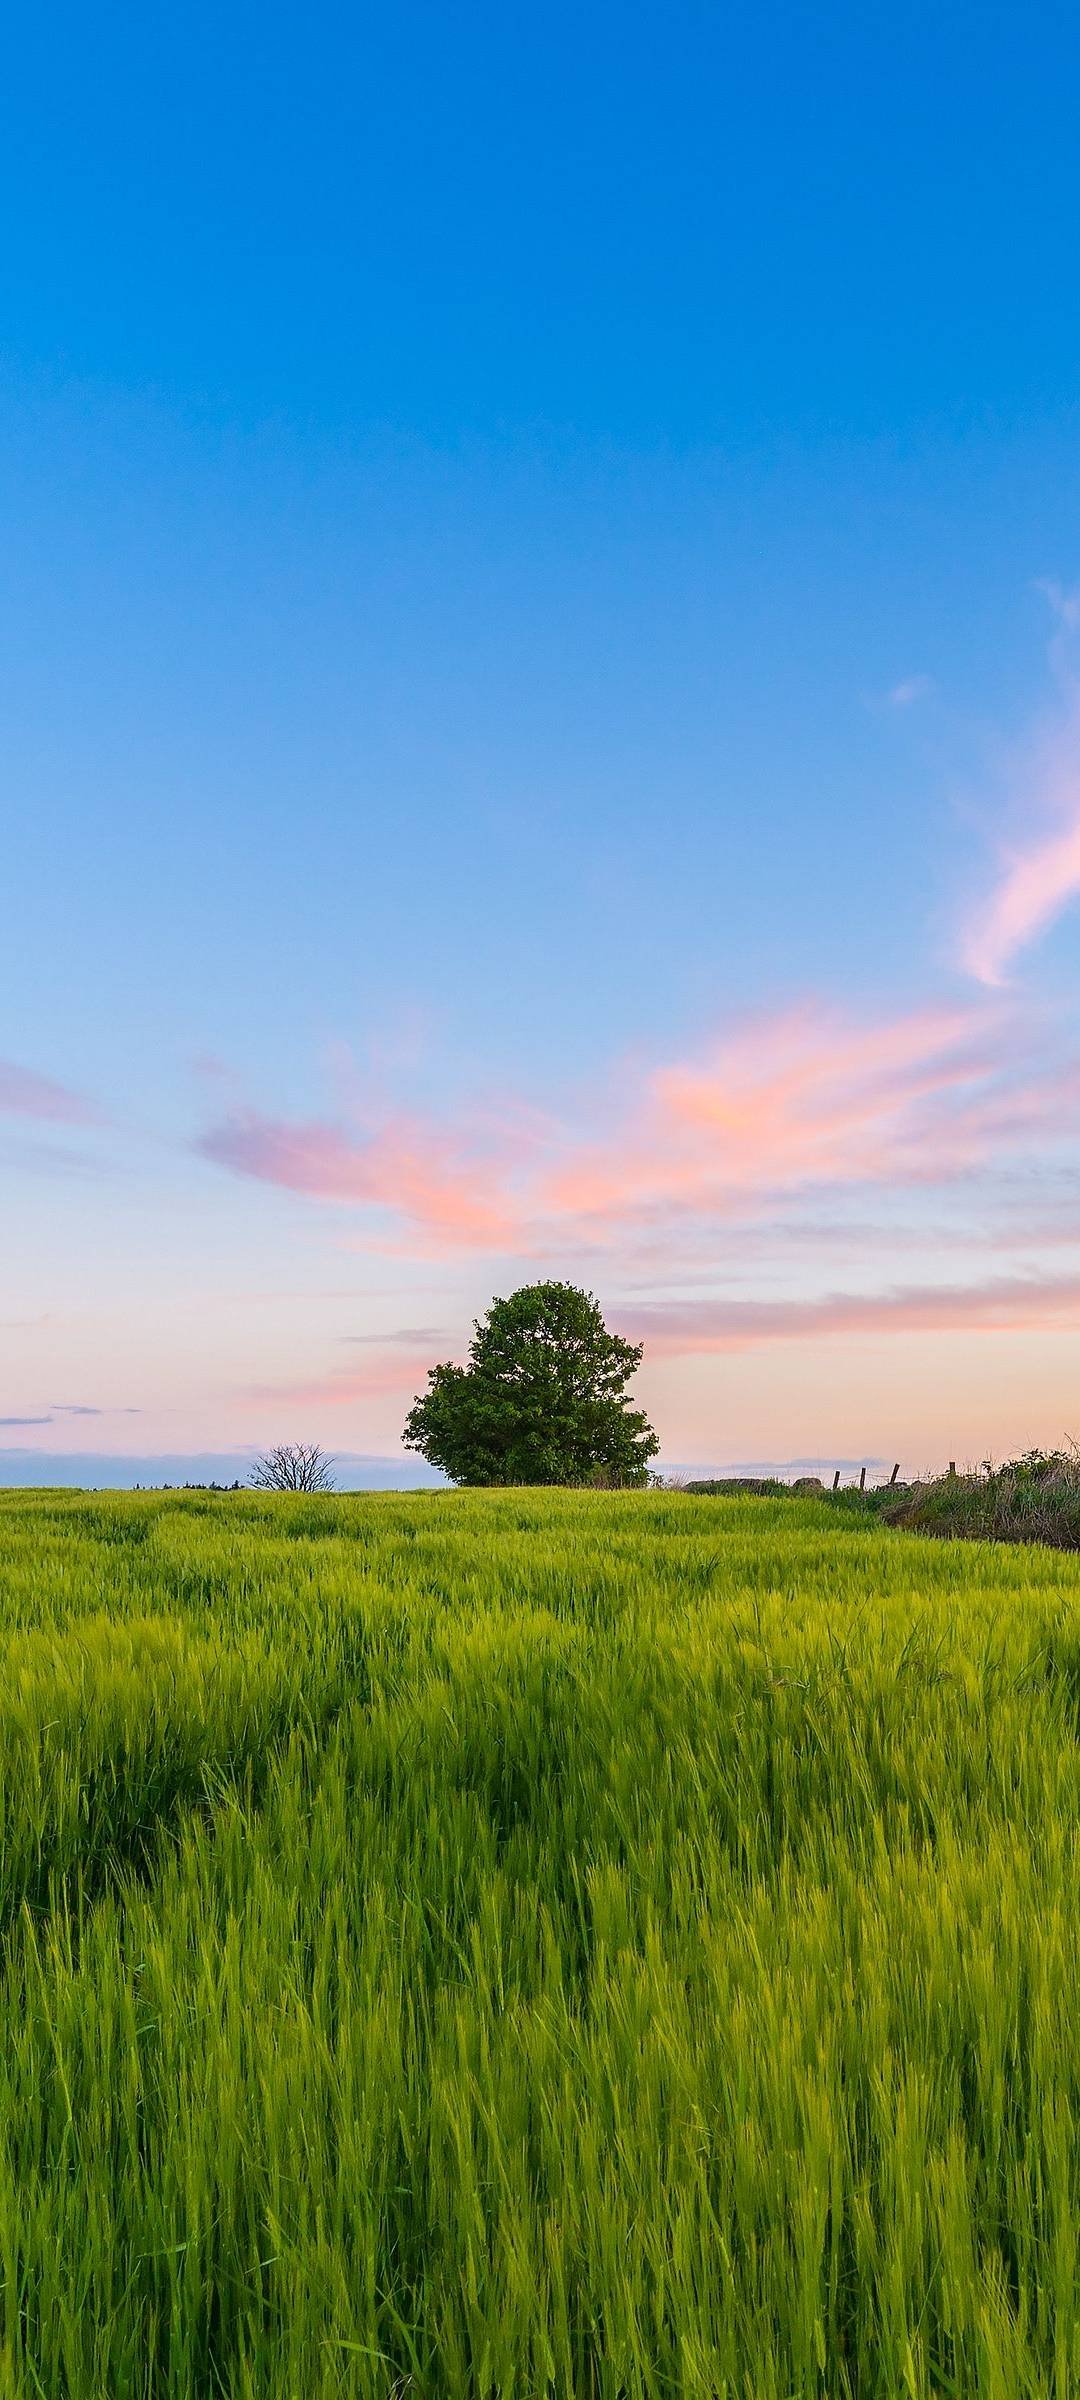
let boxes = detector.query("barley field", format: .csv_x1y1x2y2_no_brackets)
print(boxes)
2,1487,1080,2396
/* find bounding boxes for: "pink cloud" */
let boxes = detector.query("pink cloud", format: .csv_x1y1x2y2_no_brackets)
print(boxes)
249,1348,440,1408
198,1109,519,1246
0,1059,97,1125
620,1271,1080,1353
962,800,1080,985
960,680,1080,985
544,1003,1027,1229
197,999,1076,1261
245,1269,1080,1445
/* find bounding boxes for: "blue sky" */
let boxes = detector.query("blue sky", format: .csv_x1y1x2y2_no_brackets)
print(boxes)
5,0,1080,1482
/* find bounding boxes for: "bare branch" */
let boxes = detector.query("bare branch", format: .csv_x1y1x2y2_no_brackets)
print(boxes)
249,1442,337,1494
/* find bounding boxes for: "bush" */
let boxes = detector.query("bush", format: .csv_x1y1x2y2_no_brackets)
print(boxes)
886,1449,1080,1549
682,1477,792,1497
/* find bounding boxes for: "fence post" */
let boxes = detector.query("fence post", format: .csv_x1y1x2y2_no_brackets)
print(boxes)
889,1462,900,1485
832,1469,841,1490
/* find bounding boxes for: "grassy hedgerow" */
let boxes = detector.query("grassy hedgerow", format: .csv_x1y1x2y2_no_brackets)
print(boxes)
1,1485,1080,2394
888,1449,1080,1549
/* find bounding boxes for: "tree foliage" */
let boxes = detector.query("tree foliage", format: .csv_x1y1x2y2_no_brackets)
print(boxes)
402,1282,659,1487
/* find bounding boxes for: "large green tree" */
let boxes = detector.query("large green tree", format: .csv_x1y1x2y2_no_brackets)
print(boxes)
402,1281,659,1487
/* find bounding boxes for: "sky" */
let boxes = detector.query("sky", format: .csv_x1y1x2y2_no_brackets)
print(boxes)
5,0,1080,1483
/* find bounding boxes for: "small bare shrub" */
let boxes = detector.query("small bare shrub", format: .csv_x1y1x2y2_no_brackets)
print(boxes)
249,1443,336,1494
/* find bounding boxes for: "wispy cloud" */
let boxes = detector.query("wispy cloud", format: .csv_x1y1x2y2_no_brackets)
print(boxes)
961,587,1080,984
249,1348,440,1408
620,1270,1080,1352
339,1326,446,1347
666,1455,887,1477
885,674,934,709
0,1136,113,1181
543,1002,1044,1233
0,1404,142,1425
190,1051,234,1084
0,1061,98,1125
197,998,1074,1261
197,1111,521,1246
961,756,1080,984
1034,579,1080,633
241,1258,1080,1432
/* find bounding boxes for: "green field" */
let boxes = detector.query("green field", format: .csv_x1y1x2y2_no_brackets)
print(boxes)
3,1488,1080,2396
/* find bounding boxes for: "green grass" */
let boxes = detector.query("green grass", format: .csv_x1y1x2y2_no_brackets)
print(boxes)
2,1487,1080,2395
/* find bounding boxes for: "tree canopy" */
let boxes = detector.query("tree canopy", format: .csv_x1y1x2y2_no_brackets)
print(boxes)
402,1282,659,1487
